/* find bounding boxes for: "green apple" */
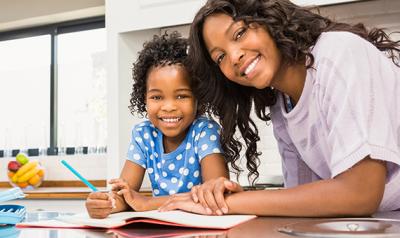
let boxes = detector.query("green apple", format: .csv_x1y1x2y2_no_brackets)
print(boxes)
16,153,29,165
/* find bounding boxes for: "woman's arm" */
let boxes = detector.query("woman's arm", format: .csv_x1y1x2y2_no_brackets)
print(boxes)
225,157,386,217
160,157,386,216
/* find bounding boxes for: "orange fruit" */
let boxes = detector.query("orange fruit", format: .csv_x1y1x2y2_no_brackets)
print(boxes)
37,169,45,177
28,174,41,186
17,182,29,188
8,171,15,179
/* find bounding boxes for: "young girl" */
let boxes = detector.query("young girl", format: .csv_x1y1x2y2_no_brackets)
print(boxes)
86,32,228,218
159,0,400,217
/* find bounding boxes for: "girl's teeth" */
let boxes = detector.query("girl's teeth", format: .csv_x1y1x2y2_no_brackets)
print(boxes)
244,57,259,75
162,118,180,123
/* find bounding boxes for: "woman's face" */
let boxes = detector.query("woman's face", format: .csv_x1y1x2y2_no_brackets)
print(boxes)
202,13,283,89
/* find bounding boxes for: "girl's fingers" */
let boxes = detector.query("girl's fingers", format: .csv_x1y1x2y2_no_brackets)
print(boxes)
108,192,116,208
86,196,114,209
110,180,129,191
117,188,129,196
108,178,125,184
87,207,113,219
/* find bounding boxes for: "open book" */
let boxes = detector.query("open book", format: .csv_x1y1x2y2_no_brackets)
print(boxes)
17,210,256,229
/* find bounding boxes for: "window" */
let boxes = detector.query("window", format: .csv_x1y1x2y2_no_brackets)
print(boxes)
0,17,106,157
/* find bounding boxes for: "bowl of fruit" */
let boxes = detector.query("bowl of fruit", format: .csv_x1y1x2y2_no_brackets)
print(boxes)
7,153,45,189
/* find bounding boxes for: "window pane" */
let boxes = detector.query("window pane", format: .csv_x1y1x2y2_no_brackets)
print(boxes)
57,28,107,154
0,35,51,156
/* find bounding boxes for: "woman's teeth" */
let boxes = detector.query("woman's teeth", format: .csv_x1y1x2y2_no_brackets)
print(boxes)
244,56,260,75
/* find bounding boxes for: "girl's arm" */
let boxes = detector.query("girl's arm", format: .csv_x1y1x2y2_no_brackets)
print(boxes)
110,160,146,213
201,153,229,180
127,153,229,212
190,153,229,215
225,157,386,217
85,160,145,218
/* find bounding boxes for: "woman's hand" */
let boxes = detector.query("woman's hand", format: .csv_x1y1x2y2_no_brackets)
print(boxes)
158,192,210,215
109,178,149,211
85,191,114,218
191,177,243,215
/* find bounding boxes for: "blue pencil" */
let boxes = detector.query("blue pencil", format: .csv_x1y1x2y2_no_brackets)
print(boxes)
61,160,98,192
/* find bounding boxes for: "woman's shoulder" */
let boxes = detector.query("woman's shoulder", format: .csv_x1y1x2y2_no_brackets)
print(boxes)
312,31,372,57
316,31,367,48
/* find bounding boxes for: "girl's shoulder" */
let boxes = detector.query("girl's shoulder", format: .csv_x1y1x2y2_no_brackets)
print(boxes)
131,120,157,134
191,116,221,131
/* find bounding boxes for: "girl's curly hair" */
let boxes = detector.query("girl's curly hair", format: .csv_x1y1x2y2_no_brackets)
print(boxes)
129,31,191,117
188,0,400,184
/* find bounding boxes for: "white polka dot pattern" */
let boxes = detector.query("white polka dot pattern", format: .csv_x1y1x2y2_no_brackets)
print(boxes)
126,118,223,196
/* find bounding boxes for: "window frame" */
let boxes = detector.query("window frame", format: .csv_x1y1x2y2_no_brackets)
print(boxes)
0,16,105,155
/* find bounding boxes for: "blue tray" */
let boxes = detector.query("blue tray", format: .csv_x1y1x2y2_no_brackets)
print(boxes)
0,205,26,225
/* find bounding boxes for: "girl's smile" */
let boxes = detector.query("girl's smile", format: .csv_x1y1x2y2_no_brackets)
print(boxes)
145,65,197,149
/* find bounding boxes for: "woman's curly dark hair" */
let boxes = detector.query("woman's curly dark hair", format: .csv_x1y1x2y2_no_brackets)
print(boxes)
188,0,400,184
129,31,191,117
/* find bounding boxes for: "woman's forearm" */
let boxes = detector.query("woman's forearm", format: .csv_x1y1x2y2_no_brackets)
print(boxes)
226,158,385,217
225,179,383,217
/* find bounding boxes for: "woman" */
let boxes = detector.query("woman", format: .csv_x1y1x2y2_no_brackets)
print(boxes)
159,0,400,217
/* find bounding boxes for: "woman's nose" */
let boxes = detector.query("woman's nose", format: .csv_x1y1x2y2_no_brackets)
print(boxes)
231,48,244,67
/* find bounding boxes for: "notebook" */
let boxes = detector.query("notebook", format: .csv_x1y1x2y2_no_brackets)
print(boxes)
17,210,256,229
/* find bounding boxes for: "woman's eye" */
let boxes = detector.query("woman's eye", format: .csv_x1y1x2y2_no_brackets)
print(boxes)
234,27,247,40
216,53,225,65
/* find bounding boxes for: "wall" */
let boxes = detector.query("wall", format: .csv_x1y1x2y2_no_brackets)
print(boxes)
0,0,104,32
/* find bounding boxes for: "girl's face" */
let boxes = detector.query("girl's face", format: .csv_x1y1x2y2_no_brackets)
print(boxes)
202,13,283,89
145,65,197,143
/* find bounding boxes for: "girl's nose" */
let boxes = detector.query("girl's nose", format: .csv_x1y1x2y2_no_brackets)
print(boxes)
161,99,177,111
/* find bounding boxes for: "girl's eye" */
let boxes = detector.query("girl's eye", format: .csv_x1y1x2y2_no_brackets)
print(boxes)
234,27,247,41
177,94,191,99
216,53,225,65
150,95,161,100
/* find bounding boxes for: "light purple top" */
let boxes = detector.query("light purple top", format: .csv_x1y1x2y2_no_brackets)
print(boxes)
270,31,400,211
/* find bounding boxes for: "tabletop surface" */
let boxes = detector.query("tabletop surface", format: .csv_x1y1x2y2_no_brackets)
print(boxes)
3,211,400,238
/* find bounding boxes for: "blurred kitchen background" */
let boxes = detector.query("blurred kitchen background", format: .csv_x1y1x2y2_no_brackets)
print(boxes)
0,0,399,190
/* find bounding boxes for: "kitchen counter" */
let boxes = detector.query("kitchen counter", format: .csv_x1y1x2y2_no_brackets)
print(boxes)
4,210,400,238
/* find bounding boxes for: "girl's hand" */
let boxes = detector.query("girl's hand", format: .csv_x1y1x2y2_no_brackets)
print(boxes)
109,178,149,211
191,177,243,215
85,191,114,218
158,193,209,215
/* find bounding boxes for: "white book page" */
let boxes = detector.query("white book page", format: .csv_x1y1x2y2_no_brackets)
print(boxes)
57,210,256,229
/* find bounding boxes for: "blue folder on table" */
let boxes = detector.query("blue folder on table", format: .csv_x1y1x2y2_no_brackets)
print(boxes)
0,188,26,225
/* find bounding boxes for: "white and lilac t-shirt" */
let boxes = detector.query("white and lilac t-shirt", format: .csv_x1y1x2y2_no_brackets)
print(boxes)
127,116,222,196
270,31,400,211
